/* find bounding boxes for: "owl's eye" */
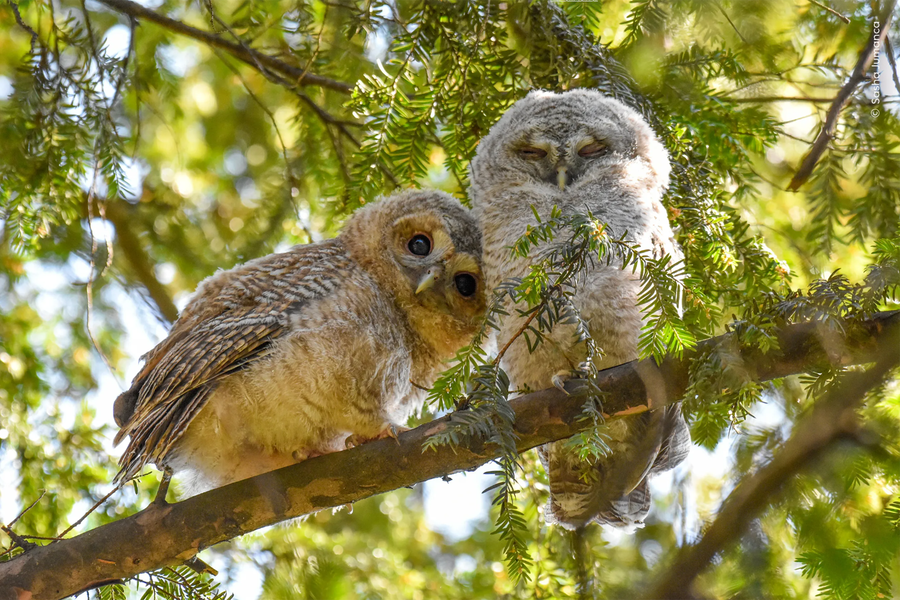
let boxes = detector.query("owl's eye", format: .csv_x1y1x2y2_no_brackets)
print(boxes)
454,273,478,297
407,234,432,256
518,147,548,160
578,142,608,158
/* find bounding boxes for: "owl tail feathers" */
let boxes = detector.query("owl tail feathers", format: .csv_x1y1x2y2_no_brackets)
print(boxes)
544,479,652,532
541,403,692,530
649,403,692,475
594,480,651,531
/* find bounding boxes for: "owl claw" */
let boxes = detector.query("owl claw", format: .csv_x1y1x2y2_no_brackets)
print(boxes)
552,372,571,395
345,425,409,449
153,467,174,505
382,424,409,444
292,449,325,462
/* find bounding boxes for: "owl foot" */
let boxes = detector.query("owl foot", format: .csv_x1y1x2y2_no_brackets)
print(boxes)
551,371,572,395
153,467,174,505
292,449,327,462
345,425,410,449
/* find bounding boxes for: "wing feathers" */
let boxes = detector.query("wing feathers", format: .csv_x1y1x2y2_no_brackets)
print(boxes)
113,240,350,481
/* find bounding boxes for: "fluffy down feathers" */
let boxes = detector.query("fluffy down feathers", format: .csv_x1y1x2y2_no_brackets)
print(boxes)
469,89,691,529
114,189,485,492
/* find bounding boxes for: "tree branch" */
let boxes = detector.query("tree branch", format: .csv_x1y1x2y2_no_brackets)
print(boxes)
721,95,837,103
94,0,353,94
788,1,896,191
96,199,179,324
644,324,900,599
1,312,898,599
808,0,852,24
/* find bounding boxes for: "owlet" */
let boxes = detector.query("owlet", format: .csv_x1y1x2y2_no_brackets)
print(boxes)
469,89,691,529
113,189,486,492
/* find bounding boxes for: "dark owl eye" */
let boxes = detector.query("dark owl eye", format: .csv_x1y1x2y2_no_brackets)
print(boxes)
518,147,547,160
407,234,432,256
454,273,478,297
578,142,608,158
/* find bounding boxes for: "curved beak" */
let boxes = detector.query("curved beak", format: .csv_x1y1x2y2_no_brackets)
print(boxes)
416,267,440,294
557,166,568,190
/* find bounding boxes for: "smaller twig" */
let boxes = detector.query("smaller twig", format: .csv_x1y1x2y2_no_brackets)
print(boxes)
886,35,900,98
775,112,821,126
102,198,179,324
197,8,375,189
109,15,136,111
1,523,37,552
296,2,329,87
7,491,45,527
409,379,431,392
716,4,747,44
494,303,544,366
720,95,835,103
294,90,400,188
788,1,896,190
6,0,40,55
84,154,118,378
56,485,122,539
325,118,352,184
776,130,815,144
209,47,297,182
96,0,353,93
6,0,39,54
809,0,851,24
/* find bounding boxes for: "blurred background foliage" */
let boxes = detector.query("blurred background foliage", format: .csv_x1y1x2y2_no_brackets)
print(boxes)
1,0,899,598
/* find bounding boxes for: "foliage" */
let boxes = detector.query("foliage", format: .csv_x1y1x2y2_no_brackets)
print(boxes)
1,0,900,598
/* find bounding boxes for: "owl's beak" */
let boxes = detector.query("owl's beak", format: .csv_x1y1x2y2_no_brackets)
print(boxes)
415,267,440,294
557,166,568,190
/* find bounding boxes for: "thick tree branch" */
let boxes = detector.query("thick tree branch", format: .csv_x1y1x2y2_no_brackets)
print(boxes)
94,0,353,94
788,2,896,191
645,324,900,600
103,201,179,324
1,312,898,599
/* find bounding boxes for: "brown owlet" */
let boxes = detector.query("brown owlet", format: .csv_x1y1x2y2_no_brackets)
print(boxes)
469,89,691,529
113,189,486,491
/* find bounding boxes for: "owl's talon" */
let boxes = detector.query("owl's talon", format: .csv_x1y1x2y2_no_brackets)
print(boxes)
293,448,326,461
383,424,409,444
345,425,409,449
153,467,173,505
552,372,571,395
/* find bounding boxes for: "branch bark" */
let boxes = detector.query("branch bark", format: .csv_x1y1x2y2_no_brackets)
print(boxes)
644,323,900,599
788,1,896,191
1,312,898,599
94,0,353,95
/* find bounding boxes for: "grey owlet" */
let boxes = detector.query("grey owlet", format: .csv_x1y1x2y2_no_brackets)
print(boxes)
113,189,486,492
469,89,691,529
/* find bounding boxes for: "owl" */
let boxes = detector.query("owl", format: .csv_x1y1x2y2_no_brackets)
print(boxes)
113,189,486,492
469,89,691,529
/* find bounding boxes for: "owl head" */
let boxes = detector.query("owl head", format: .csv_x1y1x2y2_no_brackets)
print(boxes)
341,189,486,338
469,89,670,203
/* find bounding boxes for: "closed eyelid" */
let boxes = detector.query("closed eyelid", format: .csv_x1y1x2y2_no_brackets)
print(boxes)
576,137,605,149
